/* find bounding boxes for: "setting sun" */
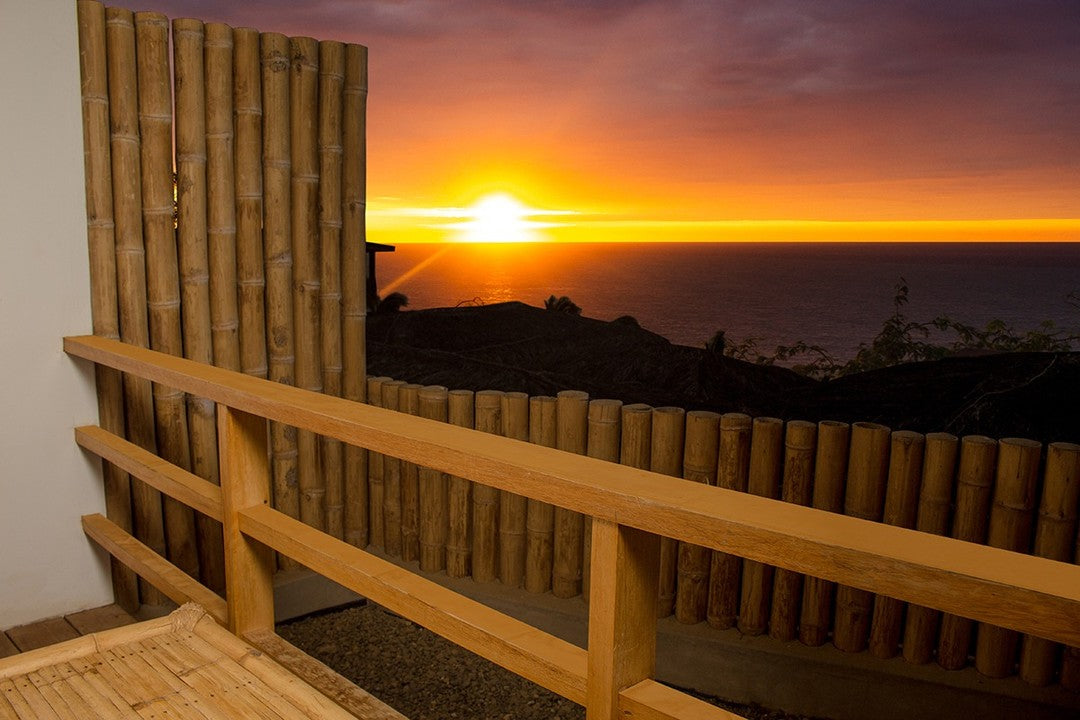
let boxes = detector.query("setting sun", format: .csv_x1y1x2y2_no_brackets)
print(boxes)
455,193,542,243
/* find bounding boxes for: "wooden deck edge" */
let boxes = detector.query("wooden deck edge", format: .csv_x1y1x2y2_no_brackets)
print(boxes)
244,628,409,720
81,513,227,624
621,679,746,720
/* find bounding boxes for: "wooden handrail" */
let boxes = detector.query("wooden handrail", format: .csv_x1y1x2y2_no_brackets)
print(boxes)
65,335,1080,646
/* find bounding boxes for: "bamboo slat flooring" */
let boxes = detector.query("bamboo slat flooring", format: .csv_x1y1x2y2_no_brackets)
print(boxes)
0,603,403,719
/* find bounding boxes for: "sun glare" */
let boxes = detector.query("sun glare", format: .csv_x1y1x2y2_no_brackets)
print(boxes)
457,193,541,243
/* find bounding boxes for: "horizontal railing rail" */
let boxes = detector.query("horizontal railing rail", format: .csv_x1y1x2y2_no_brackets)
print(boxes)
66,335,1080,719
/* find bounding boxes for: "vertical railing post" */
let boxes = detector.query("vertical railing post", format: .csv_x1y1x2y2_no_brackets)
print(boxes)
218,404,275,636
586,518,659,719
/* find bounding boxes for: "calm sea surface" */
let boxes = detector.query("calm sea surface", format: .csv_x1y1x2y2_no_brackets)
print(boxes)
376,243,1080,360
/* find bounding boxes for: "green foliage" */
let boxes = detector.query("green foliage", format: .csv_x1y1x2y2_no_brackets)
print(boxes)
544,294,582,315
719,278,1079,380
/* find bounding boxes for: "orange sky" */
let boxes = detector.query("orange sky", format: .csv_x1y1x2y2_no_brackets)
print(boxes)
124,1,1080,243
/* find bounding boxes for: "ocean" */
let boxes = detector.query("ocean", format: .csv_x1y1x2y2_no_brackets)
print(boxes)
375,242,1080,360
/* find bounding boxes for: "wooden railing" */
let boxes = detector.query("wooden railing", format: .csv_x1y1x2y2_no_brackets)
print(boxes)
66,335,1080,720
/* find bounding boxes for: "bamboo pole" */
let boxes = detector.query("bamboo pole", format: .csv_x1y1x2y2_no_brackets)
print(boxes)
738,417,784,636
1019,442,1080,685
399,383,423,562
974,437,1041,678
365,376,390,549
341,42,368,550
499,391,530,587
418,385,449,572
233,27,266,381
473,390,504,582
937,435,997,670
106,7,166,606
707,412,750,629
832,422,890,653
583,399,623,603
380,380,406,557
901,432,958,665
868,430,925,659
290,35,325,533
553,390,589,598
261,32,300,554
77,0,138,612
318,39,345,543
769,420,817,642
799,420,850,646
675,411,720,624
651,406,685,618
139,10,204,585
525,396,557,593
446,389,475,577
1062,493,1080,691
620,404,652,471
175,15,226,593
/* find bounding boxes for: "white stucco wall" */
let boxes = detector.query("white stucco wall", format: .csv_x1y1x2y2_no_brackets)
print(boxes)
0,0,113,627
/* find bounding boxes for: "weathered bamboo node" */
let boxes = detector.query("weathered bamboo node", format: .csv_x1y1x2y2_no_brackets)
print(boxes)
499,391,530,587
769,420,817,642
706,412,750,628
651,406,686,618
525,395,557,593
582,398,623,602
675,410,719,624
832,422,890,653
552,390,589,599
446,389,476,578
937,435,997,670
417,385,449,572
901,432,958,665
399,383,424,562
472,390,505,583
738,416,784,636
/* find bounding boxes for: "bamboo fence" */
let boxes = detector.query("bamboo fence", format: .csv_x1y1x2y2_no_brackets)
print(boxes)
75,0,1080,693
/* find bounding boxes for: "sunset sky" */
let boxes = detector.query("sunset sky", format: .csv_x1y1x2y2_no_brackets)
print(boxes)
115,0,1080,242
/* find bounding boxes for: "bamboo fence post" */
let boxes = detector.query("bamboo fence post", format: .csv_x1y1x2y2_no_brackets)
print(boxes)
868,430,925,659
553,390,589,598
769,420,817,642
290,35,325,533
106,7,166,606
446,389,475,578
707,412,750,629
676,411,720,624
77,0,138,612
318,39,345,543
399,383,423,562
525,396,558,593
1061,501,1080,691
365,376,390,549
799,420,850,646
418,385,449,572
472,390,504,582
651,406,685,618
140,11,204,584
583,399,623,603
832,422,890,653
1020,442,1080,686
205,24,240,374
974,437,1041,678
901,432,959,665
233,28,267,382
937,435,997,670
499,392,530,587
620,404,652,471
738,417,784,636
380,380,406,557
175,15,226,593
261,32,300,556
341,43,368,550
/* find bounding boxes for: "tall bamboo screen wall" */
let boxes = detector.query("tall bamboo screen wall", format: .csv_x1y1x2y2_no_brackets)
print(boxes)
75,0,1080,696
363,378,1080,690
76,0,368,607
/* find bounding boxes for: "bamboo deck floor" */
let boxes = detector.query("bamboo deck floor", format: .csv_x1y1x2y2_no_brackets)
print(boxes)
0,603,404,719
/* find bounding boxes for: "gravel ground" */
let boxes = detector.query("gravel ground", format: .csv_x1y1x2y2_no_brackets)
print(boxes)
278,603,823,720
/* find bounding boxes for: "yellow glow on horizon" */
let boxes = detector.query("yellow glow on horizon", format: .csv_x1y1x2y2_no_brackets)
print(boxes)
453,193,541,243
